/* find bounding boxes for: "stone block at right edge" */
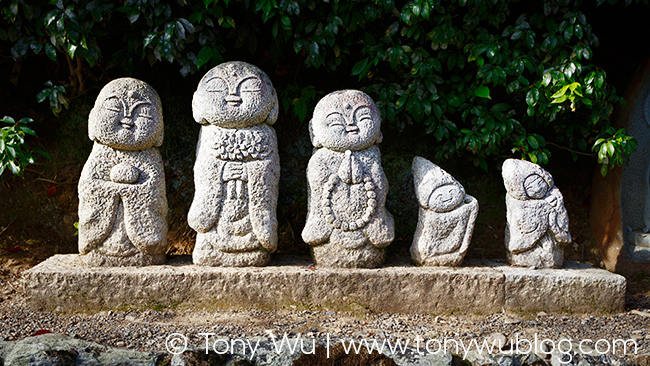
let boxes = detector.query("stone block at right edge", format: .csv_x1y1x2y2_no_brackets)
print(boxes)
499,261,626,313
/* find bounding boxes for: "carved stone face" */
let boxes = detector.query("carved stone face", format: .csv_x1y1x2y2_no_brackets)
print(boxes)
502,159,554,201
192,61,278,128
428,183,464,213
310,90,382,151
89,78,163,151
524,174,549,199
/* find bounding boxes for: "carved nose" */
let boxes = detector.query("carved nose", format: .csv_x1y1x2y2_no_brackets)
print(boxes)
120,117,134,129
345,124,359,133
225,95,243,105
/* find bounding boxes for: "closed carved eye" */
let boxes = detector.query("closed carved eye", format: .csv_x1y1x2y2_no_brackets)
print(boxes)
354,106,373,123
239,76,262,92
205,77,228,92
129,101,154,119
104,96,124,113
326,113,345,127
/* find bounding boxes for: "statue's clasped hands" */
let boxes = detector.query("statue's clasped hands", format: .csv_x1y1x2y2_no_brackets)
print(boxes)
110,162,140,184
223,161,248,199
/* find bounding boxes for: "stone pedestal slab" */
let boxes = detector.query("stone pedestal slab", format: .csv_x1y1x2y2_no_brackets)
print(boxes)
22,255,625,314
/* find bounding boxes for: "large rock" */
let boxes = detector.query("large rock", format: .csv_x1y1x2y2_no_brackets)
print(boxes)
78,78,168,267
302,90,395,268
0,333,629,366
502,159,571,268
410,157,478,266
0,333,161,366
188,61,280,267
23,254,625,314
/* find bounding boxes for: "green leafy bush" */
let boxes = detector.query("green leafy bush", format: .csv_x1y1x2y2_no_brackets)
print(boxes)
0,116,48,178
0,0,638,173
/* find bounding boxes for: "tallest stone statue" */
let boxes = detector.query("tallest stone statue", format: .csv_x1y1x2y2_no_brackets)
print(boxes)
188,61,280,267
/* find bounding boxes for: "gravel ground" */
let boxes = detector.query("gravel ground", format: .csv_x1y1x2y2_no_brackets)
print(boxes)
2,272,650,363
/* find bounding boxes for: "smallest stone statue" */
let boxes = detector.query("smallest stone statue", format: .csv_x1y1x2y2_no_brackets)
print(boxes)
410,157,478,266
78,78,168,267
502,159,571,268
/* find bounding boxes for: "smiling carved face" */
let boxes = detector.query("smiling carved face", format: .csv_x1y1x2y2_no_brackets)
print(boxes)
428,183,464,213
192,61,278,128
89,78,163,151
310,90,382,152
523,174,549,199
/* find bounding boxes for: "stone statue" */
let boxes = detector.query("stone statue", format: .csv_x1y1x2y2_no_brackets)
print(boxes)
502,159,571,268
78,78,168,266
410,157,478,266
302,90,394,268
188,61,280,267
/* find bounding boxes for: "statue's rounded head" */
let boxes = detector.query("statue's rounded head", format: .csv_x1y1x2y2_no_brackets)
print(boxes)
88,78,163,150
309,90,382,151
192,61,278,128
502,158,553,200
413,157,465,213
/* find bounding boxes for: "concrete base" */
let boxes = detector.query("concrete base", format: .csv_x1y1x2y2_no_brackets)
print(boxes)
22,255,626,314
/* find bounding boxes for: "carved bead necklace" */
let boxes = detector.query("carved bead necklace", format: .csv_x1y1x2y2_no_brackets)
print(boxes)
321,173,377,232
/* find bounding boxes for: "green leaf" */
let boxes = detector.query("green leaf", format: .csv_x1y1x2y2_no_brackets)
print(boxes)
551,84,571,99
33,149,50,159
551,95,568,104
564,25,573,42
474,85,491,99
527,135,539,149
600,164,608,177
196,46,213,69
6,145,16,159
8,161,19,175
595,72,605,88
527,106,534,116
351,58,369,76
526,88,539,106
309,41,319,59
19,127,36,136
433,103,443,118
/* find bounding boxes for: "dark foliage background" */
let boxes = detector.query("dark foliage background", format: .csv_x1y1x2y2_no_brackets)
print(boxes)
1,0,649,264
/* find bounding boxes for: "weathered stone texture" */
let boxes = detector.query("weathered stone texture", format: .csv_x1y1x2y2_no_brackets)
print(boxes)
410,156,478,266
188,61,280,267
502,159,571,268
0,333,160,366
23,255,625,315
78,78,168,267
302,90,394,268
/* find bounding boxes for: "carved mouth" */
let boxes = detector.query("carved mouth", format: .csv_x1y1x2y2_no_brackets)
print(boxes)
345,126,359,133
225,95,243,106
121,122,135,129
